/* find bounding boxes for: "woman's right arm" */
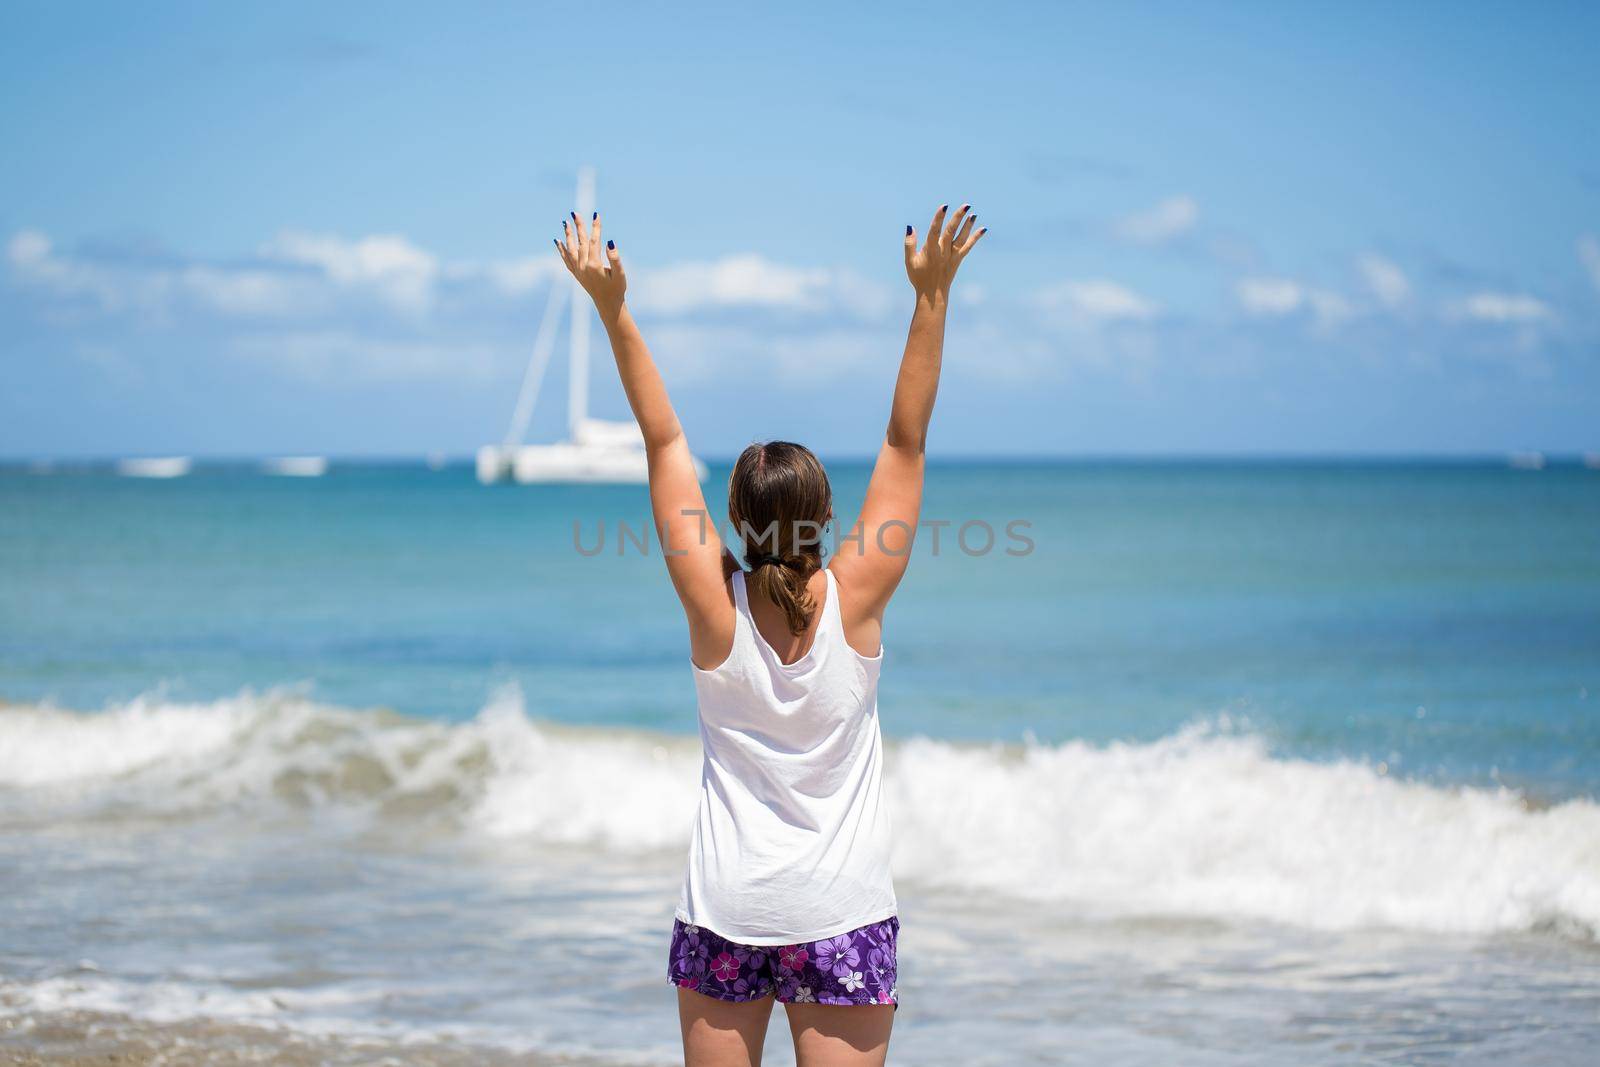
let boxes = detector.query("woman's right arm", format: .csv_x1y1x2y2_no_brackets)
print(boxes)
831,204,985,654
557,213,734,669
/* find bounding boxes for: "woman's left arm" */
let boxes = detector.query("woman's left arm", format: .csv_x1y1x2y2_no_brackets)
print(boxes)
557,214,733,667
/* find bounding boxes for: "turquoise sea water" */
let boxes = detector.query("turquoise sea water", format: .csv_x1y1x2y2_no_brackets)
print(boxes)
4,460,1597,792
3,459,1599,1065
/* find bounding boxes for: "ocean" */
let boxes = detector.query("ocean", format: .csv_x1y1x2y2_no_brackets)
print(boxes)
2,459,1598,1064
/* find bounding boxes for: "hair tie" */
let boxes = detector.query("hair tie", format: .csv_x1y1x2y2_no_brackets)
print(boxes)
752,553,786,568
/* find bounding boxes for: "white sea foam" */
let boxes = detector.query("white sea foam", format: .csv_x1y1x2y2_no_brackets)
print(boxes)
2,689,1597,939
890,729,1600,937
0,972,680,1065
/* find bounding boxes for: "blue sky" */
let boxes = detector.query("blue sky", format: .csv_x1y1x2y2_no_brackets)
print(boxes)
2,0,1597,458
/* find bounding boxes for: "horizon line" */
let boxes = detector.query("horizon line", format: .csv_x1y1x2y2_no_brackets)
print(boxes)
4,450,1596,467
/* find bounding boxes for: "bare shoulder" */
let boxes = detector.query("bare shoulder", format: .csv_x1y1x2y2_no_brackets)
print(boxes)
687,573,738,670
828,558,886,659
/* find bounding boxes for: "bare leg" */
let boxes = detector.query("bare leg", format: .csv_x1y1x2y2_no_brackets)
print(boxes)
679,987,776,1067
785,1003,894,1067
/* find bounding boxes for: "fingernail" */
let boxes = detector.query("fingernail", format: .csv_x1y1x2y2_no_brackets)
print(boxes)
979,228,988,234
571,211,578,220
940,204,948,212
552,238,559,247
592,212,597,220
607,239,614,250
962,203,970,210
906,225,913,236
970,215,977,223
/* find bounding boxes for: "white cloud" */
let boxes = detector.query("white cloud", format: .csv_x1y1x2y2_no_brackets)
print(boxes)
631,254,889,317
4,228,906,390
4,227,565,323
1236,276,1359,329
1235,277,1304,316
1579,235,1600,296
1358,255,1410,308
1306,288,1354,328
1456,292,1552,323
634,254,826,313
6,229,172,312
480,256,560,296
1036,279,1160,321
7,229,51,268
439,254,562,299
179,265,313,317
1115,195,1199,244
262,232,438,313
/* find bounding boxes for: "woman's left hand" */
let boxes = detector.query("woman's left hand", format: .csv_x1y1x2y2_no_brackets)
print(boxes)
905,203,985,300
556,212,627,318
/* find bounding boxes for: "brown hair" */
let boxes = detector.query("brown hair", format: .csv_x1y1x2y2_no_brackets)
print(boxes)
728,441,832,635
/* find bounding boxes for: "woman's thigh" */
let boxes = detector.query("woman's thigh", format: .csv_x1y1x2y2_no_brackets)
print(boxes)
784,1002,894,1067
679,987,777,1067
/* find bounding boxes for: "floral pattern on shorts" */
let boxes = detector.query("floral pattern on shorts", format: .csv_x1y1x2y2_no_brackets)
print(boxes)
668,915,898,1007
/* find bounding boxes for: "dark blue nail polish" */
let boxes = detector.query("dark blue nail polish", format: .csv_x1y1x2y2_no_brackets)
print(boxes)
940,204,948,212
592,212,597,220
970,215,977,223
571,211,578,220
607,240,614,250
906,225,913,236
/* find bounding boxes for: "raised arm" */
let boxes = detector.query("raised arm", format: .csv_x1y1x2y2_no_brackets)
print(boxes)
831,203,985,651
556,213,733,668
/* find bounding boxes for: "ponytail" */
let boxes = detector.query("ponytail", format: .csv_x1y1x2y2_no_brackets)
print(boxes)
728,442,832,636
745,554,820,636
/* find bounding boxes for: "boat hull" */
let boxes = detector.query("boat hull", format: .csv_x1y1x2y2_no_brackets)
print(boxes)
475,444,707,485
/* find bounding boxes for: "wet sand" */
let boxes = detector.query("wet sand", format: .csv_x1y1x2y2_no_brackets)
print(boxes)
0,1009,617,1067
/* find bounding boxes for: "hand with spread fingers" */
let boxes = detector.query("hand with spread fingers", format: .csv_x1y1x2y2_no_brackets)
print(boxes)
555,211,626,319
904,203,986,300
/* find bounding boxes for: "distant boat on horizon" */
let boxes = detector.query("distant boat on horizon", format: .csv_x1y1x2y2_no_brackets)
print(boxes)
477,166,707,486
116,457,191,479
262,456,328,477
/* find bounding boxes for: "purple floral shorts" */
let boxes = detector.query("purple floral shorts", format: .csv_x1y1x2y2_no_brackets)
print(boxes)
668,915,899,1007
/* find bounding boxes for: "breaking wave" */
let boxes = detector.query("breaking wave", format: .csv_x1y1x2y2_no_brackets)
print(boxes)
2,688,1597,939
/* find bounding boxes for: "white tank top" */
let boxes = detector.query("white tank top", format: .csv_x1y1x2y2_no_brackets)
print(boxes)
675,567,898,945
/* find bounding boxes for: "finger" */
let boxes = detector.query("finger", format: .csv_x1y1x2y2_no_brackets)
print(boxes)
560,220,580,266
562,216,586,265
958,224,988,257
605,239,624,281
944,203,971,247
570,210,588,258
903,224,916,270
953,210,977,249
924,204,947,254
589,213,604,268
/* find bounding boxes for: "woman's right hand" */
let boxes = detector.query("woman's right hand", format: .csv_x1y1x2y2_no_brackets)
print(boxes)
904,203,986,299
556,212,627,319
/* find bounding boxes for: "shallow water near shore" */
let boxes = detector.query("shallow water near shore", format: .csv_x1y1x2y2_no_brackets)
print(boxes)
5,792,1600,1065
3,460,1598,1062
5,784,1599,1066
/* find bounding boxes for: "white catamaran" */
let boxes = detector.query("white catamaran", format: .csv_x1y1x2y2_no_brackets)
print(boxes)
477,167,707,485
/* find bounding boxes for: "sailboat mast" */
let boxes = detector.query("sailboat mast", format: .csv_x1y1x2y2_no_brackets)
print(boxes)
499,278,566,451
568,166,596,441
